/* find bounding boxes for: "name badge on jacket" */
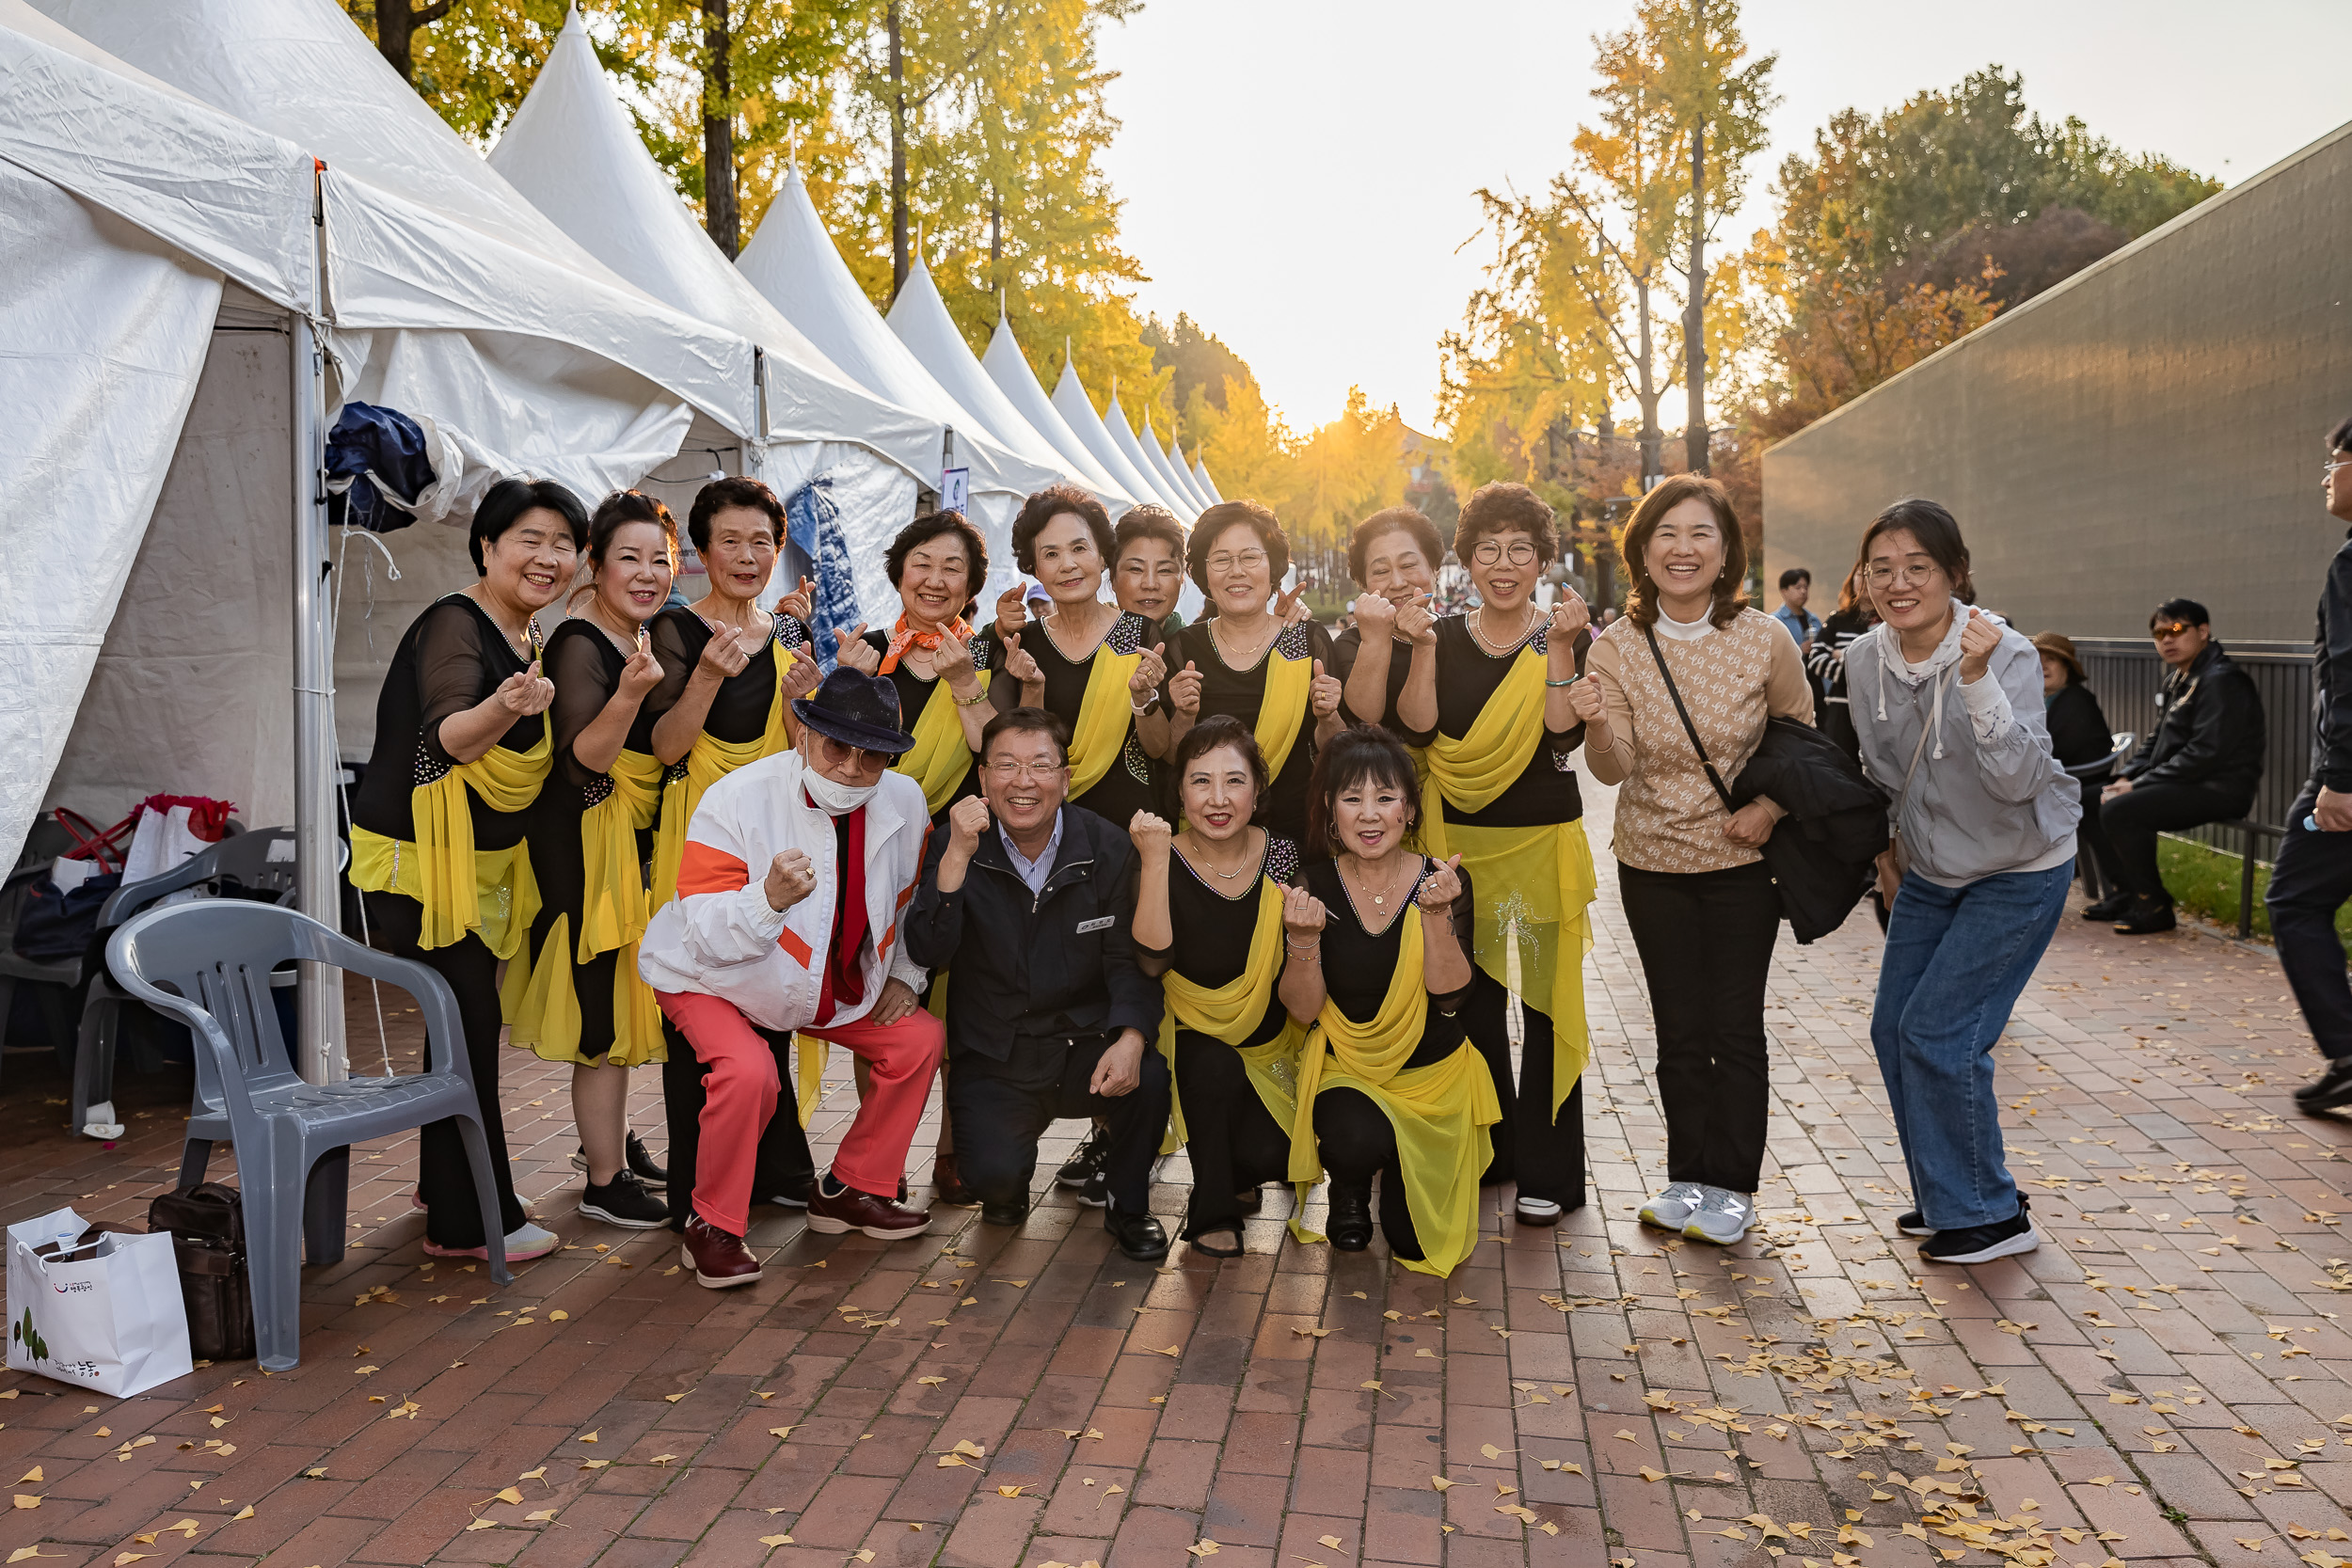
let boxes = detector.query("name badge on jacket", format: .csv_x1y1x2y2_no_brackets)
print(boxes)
1075,916,1115,934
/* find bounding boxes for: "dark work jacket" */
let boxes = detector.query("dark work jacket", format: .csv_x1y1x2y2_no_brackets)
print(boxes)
2313,531,2352,794
903,804,1163,1062
2122,640,2264,804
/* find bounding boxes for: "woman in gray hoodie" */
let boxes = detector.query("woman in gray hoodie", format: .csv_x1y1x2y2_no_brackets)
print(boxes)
1847,499,2081,1265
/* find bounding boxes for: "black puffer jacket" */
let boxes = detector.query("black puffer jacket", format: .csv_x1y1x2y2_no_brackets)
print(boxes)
1728,716,1890,943
2122,641,2264,805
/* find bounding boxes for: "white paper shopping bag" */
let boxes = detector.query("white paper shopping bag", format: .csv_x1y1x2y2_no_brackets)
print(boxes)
7,1207,194,1397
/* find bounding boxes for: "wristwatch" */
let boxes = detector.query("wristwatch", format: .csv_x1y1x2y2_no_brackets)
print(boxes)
1131,692,1162,717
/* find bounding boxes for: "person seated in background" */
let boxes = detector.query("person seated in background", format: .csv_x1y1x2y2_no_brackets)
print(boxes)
638,670,944,1288
903,707,1172,1260
2032,632,2123,913
2094,598,2265,934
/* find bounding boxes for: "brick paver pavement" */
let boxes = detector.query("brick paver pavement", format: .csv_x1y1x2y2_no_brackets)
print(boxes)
4,779,2352,1566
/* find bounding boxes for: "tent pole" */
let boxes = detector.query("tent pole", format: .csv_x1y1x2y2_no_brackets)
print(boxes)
291,307,343,1085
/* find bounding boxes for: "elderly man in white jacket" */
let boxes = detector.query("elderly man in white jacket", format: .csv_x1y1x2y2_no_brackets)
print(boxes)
639,669,941,1287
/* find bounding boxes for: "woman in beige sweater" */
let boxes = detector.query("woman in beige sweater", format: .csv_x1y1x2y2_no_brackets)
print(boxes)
1566,474,1812,1246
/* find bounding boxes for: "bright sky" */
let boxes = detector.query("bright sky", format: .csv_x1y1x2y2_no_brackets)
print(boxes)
1097,0,2346,437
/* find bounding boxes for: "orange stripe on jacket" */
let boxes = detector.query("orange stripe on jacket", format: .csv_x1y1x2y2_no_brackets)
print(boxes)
678,841,749,896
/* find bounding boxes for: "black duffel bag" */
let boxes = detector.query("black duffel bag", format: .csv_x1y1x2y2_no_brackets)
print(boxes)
1642,628,1891,943
12,872,120,961
146,1183,255,1362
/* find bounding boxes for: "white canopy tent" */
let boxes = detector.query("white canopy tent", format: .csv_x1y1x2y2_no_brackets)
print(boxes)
885,259,1126,514
485,10,939,593
1053,363,1180,520
980,315,1136,509
7,0,787,1077
1164,431,1213,512
1103,385,1194,518
1194,453,1225,503
738,171,1061,615
1141,408,1208,512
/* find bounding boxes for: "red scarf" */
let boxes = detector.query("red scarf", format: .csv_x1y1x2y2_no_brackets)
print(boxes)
877,611,973,674
814,800,869,1024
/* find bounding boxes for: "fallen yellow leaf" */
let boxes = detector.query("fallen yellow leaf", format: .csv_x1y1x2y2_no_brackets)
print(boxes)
758,1535,791,1548
465,1518,498,1531
494,1486,524,1504
230,1506,254,1522
14,1468,38,1484
11,1496,39,1511
1431,1476,1456,1491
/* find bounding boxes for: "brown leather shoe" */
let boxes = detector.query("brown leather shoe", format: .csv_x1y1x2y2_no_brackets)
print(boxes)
806,1180,932,1241
681,1212,762,1289
933,1149,978,1207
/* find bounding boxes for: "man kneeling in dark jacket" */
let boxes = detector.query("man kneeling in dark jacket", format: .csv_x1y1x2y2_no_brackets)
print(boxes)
905,707,1171,1259
2094,598,2265,934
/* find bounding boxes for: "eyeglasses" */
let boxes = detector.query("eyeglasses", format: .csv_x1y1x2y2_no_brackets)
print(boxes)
2326,459,2352,477
816,735,894,770
2150,621,2201,639
1205,549,1269,574
984,759,1066,782
1864,562,1941,590
1470,540,1539,566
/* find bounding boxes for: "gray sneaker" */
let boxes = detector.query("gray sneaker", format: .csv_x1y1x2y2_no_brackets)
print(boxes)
1638,1181,1707,1232
1683,1187,1754,1246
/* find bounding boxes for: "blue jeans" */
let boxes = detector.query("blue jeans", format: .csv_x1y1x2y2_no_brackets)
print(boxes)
1871,863,2070,1231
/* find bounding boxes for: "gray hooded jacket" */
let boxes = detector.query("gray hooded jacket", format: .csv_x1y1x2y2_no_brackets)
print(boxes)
1846,613,2081,886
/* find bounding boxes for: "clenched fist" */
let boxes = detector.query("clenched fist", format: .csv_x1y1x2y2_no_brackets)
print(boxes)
764,848,817,911
946,794,993,856
1129,810,1173,860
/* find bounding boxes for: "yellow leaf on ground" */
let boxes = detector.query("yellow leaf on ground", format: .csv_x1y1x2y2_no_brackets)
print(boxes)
953,1440,987,1458
663,1394,687,1403
113,1556,150,1566
758,1536,791,1548
8,1549,56,1563
525,1510,556,1522
578,1431,598,1442
1431,1477,1456,1491
996,1485,1026,1497
494,1487,524,1504
1186,1544,1219,1558
649,1455,679,1466
1319,1537,1343,1549
14,1468,38,1484
1154,1345,1182,1357
770,1427,796,1439
11,1496,39,1510
465,1518,497,1531
548,1310,567,1321
917,1376,946,1386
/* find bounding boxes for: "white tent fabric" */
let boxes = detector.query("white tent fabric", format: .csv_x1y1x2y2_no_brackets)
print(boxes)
485,11,943,488
1195,453,1225,503
1164,430,1212,511
979,314,1135,509
886,259,1121,509
1104,385,1193,518
1052,363,1174,518
1140,408,1207,512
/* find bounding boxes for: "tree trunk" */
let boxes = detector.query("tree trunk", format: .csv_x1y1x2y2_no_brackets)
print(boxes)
889,0,909,296
702,0,739,257
369,1,450,83
1632,276,1662,493
1683,85,1708,474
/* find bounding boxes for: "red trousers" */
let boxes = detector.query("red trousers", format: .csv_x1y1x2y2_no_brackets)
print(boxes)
655,990,944,1236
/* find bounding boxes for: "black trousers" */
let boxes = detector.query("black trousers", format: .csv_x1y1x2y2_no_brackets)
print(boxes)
1615,859,1779,1194
2100,781,2249,902
2268,783,2352,1060
1460,974,1586,1210
2075,781,2123,897
1311,1087,1424,1262
658,1015,815,1234
365,892,526,1249
947,1034,1171,1213
1172,1032,1292,1239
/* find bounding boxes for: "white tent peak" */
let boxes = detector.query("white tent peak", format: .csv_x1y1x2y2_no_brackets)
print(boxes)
978,312,1131,508
1102,379,1191,518
1050,356,1168,516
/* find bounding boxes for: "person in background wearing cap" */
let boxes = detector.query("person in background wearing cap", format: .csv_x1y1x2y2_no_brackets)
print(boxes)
637,669,944,1287
2095,599,2265,934
2031,632,2122,912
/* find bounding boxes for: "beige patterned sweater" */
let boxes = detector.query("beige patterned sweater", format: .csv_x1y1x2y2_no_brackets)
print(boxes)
1583,607,1815,873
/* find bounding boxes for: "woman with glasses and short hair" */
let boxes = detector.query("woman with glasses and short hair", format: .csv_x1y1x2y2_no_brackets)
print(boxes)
1391,482,1596,1228
1165,500,1344,840
1567,473,1812,1249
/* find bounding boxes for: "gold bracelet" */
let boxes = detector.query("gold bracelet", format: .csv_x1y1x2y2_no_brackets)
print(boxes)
952,686,990,707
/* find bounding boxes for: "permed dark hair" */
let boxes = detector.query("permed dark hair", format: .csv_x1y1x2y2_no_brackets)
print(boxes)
588,490,679,570
1010,484,1114,576
1113,504,1187,565
1186,499,1291,594
979,705,1073,768
1169,714,1270,822
1619,473,1749,629
1455,482,1559,573
882,511,987,606
1305,724,1422,861
2328,414,2352,454
469,477,587,575
1346,506,1444,589
1777,566,1811,591
687,476,783,555
1858,497,1976,607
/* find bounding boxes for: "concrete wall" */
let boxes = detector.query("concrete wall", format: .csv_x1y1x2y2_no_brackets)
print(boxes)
1761,119,2352,645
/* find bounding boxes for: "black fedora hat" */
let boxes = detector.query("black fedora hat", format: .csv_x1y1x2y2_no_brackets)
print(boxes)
792,667,917,755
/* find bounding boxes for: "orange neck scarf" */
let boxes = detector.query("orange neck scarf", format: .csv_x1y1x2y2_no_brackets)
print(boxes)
878,611,973,674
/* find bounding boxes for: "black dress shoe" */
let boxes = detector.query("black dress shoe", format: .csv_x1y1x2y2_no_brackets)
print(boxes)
2080,892,2132,922
1234,1186,1264,1215
2297,1056,2352,1114
981,1198,1030,1227
2112,896,2176,935
1327,1182,1374,1252
1104,1208,1168,1261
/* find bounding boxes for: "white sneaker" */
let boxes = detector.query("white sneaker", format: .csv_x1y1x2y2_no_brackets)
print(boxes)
1682,1187,1753,1246
423,1221,561,1262
1639,1182,1707,1232
1515,1196,1563,1227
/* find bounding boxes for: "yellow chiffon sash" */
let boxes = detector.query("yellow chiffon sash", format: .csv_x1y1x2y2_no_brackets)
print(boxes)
1288,908,1499,1276
652,641,798,911
895,673,984,816
1069,644,1145,799
1253,648,1315,780
348,827,540,962
507,749,667,1067
1419,645,1546,834
1156,879,1319,1242
346,717,550,954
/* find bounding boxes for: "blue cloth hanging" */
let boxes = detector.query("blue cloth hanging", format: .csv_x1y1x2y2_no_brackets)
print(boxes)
325,402,435,533
785,476,861,673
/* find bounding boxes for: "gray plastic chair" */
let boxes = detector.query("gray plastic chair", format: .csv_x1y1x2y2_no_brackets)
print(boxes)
73,828,300,1139
106,901,513,1370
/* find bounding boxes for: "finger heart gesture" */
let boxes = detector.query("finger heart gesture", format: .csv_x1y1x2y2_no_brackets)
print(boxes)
1416,853,1464,909
1282,886,1327,937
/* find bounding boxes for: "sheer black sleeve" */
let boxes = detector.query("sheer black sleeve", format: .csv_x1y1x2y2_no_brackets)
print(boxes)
414,601,494,767
1421,861,1478,1015
645,608,700,728
548,626,620,788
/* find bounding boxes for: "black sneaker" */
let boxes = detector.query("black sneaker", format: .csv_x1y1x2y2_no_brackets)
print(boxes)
1895,1211,1933,1237
571,1132,669,1193
2112,896,2176,935
767,1174,814,1209
1919,1210,2038,1264
2080,892,2132,922
580,1170,670,1229
2296,1056,2352,1114
1073,1168,1110,1209
1057,1124,1110,1189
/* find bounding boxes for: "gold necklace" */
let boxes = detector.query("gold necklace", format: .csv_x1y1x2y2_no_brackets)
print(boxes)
1181,829,1257,881
1211,615,1275,667
1343,853,1410,909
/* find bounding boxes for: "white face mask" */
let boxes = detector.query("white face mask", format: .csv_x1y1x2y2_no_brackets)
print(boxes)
803,767,879,816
